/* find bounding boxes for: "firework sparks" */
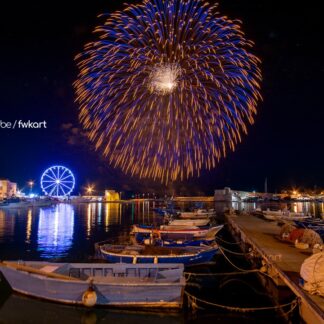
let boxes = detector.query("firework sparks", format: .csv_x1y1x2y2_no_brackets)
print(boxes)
149,64,180,95
74,0,262,183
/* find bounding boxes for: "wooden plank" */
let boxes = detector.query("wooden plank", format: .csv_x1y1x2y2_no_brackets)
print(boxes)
225,213,324,323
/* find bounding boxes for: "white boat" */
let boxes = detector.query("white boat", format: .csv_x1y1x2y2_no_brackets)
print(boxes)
132,224,223,238
179,209,215,219
0,261,185,309
262,209,310,221
168,219,210,227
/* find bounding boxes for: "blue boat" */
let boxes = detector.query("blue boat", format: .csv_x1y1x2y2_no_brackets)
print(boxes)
97,243,219,266
294,220,324,238
135,232,215,247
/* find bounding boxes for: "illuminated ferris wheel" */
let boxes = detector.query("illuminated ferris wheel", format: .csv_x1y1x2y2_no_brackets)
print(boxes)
41,166,75,197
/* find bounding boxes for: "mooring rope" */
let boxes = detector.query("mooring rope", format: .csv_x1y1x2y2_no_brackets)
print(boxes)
185,269,279,282
217,244,253,256
185,290,299,314
184,269,259,280
215,235,243,245
218,246,254,272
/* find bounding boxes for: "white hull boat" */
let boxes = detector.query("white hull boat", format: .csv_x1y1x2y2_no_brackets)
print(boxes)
132,224,223,238
168,219,210,227
0,261,185,309
179,209,215,219
262,210,310,221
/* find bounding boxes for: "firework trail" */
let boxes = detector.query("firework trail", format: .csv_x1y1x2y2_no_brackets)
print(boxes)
74,0,262,183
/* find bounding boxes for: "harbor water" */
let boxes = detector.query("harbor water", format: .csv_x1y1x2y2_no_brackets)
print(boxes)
0,201,321,323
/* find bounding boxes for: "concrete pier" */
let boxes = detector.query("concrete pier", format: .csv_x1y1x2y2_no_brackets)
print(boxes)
225,213,324,324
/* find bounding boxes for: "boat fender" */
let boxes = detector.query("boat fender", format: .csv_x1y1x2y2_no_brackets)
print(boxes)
154,256,158,264
82,282,97,307
295,239,309,250
260,260,267,273
133,256,137,264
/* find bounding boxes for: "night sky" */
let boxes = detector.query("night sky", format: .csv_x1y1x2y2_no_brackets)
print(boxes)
0,0,323,196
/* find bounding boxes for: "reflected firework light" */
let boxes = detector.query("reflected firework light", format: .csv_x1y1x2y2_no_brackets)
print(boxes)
74,0,262,183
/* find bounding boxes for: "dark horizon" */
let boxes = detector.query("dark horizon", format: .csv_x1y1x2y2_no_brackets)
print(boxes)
0,0,323,195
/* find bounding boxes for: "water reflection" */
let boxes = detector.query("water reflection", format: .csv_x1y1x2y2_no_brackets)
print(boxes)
104,203,121,229
37,204,74,258
0,200,323,262
0,209,14,242
26,209,32,243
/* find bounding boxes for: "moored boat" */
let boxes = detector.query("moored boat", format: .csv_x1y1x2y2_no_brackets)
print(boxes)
135,232,216,247
178,209,216,219
262,209,310,221
294,220,324,238
97,243,219,266
131,224,223,239
168,218,210,227
0,261,185,309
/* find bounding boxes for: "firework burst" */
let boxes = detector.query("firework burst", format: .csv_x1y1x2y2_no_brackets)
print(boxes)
74,0,262,183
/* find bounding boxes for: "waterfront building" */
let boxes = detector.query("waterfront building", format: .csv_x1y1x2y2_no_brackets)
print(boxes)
214,187,250,202
104,190,120,202
0,179,17,199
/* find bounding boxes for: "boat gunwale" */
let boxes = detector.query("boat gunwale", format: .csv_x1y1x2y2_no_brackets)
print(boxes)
0,263,186,286
99,245,218,259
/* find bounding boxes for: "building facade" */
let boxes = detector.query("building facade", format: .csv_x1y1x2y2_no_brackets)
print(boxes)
0,180,17,199
104,190,120,202
214,187,250,202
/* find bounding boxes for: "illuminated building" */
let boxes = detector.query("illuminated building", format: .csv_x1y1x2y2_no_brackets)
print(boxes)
104,190,120,202
0,179,17,199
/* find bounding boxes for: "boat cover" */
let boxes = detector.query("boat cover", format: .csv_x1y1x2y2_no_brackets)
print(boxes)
300,251,324,296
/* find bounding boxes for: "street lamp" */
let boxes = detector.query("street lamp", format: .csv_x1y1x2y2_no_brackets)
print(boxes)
86,185,94,196
28,180,34,195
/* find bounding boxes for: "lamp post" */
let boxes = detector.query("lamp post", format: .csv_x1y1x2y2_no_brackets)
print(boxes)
28,180,34,196
86,185,94,196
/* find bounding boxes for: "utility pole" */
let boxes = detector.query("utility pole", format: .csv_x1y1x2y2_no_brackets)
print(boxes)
264,177,268,194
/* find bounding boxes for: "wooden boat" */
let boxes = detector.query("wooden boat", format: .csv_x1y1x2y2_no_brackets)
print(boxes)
168,219,210,227
131,224,223,239
294,220,324,238
97,243,219,266
0,261,185,309
135,232,215,247
262,209,310,221
294,219,324,227
178,209,216,219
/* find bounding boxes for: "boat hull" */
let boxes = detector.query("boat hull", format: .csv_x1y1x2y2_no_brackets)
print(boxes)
0,262,185,309
132,225,223,239
169,219,210,226
179,212,215,219
99,246,218,266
